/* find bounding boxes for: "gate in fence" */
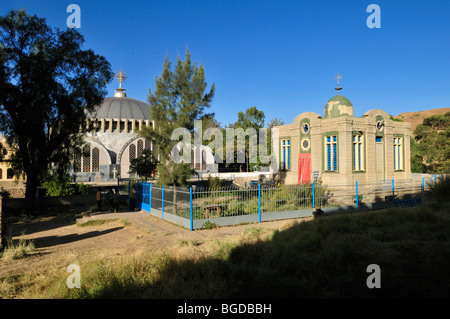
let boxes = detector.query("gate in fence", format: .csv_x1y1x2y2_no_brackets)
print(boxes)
136,182,151,212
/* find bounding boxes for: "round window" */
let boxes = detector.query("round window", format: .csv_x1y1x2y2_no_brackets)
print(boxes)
376,120,384,132
303,140,309,148
302,123,310,134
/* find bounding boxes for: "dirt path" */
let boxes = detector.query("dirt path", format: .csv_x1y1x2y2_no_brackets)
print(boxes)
0,210,305,278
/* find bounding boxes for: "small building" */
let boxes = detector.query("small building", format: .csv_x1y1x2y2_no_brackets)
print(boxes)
271,76,411,186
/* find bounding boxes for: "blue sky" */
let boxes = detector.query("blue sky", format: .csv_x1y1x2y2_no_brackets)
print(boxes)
3,0,450,126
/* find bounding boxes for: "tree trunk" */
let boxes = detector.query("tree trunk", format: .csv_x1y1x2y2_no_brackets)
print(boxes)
24,173,38,214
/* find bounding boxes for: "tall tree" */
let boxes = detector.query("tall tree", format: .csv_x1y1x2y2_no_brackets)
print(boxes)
231,106,266,172
0,9,113,210
140,49,215,210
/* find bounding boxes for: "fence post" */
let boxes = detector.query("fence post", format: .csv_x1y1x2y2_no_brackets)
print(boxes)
258,184,261,223
356,181,359,211
190,187,193,231
312,182,315,209
392,179,395,208
161,185,164,220
149,183,152,214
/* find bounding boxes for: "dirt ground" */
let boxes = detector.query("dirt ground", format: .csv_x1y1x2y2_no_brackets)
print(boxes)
0,210,306,279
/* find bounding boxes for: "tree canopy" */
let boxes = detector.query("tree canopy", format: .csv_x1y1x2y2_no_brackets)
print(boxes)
0,9,113,210
411,112,450,174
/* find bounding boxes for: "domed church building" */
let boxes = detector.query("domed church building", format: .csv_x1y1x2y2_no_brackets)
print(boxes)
71,70,155,182
70,69,217,182
271,74,412,185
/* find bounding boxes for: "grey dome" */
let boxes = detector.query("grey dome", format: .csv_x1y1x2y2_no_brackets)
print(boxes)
89,97,150,120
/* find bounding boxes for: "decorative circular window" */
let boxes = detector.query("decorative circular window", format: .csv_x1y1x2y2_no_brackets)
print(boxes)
302,123,310,134
303,140,309,148
376,120,384,132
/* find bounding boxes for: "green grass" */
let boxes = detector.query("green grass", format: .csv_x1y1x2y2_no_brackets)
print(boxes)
3,205,450,299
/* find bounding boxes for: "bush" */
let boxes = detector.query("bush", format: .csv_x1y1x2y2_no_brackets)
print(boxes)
40,172,89,197
429,175,450,204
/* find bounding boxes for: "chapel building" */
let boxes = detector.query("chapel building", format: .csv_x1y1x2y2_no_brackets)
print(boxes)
271,76,411,186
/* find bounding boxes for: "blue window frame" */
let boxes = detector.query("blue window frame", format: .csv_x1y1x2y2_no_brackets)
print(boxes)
325,135,338,171
281,139,291,170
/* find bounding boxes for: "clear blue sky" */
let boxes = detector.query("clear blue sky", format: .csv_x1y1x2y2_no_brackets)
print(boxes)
3,0,450,126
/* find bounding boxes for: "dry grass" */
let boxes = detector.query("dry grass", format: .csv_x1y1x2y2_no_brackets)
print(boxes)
1,205,450,299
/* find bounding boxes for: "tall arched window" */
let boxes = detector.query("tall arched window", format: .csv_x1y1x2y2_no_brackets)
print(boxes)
202,150,207,170
0,168,3,179
137,139,143,157
82,144,90,172
92,147,100,172
7,168,14,179
73,149,82,173
129,144,136,161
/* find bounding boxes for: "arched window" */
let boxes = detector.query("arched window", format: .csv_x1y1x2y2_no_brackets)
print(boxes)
82,144,90,172
129,144,136,161
137,139,143,157
145,140,150,150
73,149,82,173
7,168,14,179
195,147,200,170
0,168,2,179
92,147,100,172
202,150,207,170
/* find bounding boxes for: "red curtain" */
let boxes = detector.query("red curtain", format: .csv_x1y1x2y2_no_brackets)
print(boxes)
297,153,311,184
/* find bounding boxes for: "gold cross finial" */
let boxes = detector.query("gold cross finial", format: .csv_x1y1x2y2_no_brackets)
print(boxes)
335,73,343,94
115,69,127,89
335,73,342,86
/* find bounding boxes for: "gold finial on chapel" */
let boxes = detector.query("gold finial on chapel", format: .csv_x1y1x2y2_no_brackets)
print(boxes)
335,73,342,94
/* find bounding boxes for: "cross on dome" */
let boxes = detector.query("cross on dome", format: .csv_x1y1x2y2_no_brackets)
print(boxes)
335,73,343,94
114,68,127,97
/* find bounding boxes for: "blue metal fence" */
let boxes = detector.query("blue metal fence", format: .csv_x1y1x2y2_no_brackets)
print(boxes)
135,176,438,231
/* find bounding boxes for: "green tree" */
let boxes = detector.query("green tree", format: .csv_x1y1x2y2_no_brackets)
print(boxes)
129,149,158,180
412,112,450,173
0,9,112,211
230,106,266,172
140,49,215,211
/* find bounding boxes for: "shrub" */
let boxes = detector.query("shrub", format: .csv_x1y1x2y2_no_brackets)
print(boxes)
429,174,450,204
40,172,90,197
